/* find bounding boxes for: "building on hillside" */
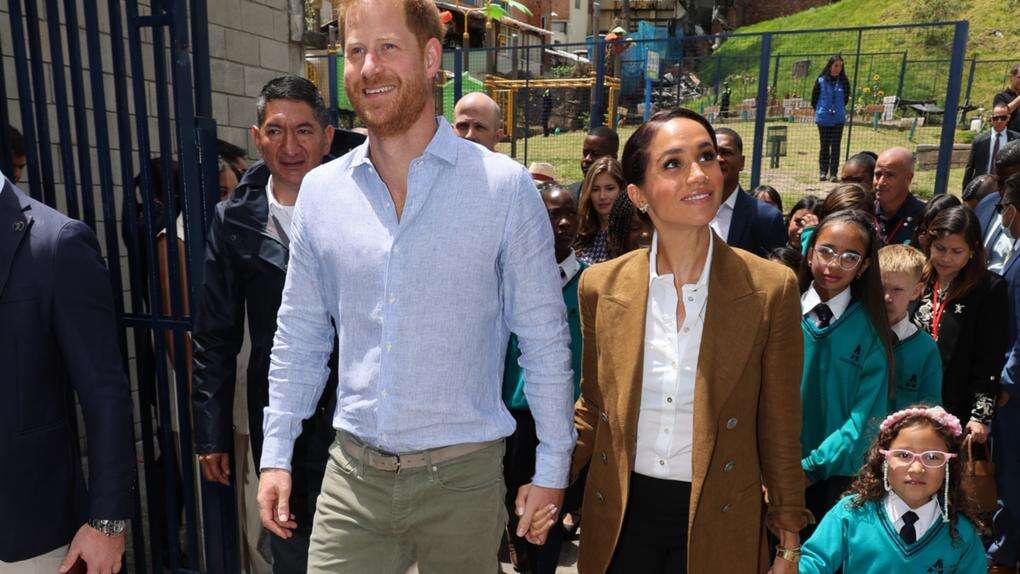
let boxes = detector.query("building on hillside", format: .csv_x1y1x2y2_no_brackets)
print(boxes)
550,0,591,45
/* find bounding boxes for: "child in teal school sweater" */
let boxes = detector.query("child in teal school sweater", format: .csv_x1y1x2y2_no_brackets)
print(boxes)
799,405,986,574
798,209,895,525
879,244,943,411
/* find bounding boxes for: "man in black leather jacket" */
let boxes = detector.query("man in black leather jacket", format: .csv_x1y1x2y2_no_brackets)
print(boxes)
190,76,361,573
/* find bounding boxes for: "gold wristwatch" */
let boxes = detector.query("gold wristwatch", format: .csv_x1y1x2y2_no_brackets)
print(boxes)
776,545,802,564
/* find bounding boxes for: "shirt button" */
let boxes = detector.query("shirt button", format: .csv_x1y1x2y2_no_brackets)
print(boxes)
658,459,665,466
666,396,673,404
382,390,388,397
386,343,392,351
687,296,694,302
663,427,670,434
389,295,396,304
683,327,690,333
726,417,738,430
671,361,678,369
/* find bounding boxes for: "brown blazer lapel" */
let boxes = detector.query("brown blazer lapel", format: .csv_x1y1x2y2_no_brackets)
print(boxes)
600,251,650,473
689,239,763,515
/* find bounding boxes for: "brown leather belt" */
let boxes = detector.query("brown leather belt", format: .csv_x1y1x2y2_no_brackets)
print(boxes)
337,431,500,472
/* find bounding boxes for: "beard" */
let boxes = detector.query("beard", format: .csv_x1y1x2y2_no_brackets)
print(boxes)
347,70,430,138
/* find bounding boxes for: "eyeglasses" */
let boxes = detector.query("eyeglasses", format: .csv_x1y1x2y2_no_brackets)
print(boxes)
996,202,1014,214
992,115,1010,122
880,449,957,469
813,244,863,271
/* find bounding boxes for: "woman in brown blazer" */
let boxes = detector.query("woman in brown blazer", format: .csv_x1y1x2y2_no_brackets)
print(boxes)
571,108,812,573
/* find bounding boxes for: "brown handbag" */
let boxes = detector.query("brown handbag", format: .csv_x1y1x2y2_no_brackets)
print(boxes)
959,435,997,514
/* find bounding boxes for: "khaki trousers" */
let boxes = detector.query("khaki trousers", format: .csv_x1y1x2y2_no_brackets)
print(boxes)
0,545,67,574
308,432,507,574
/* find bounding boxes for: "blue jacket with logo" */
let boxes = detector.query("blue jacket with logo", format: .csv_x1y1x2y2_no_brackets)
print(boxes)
801,300,889,481
812,75,851,127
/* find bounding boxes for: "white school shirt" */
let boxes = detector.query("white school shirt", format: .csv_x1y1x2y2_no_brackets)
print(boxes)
633,232,713,482
885,491,941,541
800,283,852,327
891,315,918,342
558,250,581,288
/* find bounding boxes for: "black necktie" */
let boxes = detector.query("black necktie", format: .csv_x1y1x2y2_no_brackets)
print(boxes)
814,303,834,328
993,133,1001,167
900,510,919,544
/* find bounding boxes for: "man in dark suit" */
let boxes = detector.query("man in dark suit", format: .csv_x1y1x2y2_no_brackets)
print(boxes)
977,141,1020,274
964,103,1020,191
0,169,133,572
711,127,787,257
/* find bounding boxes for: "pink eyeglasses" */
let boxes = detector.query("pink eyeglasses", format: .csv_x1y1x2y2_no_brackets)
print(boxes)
880,449,957,469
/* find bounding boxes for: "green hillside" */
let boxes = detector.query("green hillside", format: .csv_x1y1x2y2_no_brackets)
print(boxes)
696,0,1017,115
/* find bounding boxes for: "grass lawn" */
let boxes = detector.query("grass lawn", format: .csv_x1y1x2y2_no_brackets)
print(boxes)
498,119,966,205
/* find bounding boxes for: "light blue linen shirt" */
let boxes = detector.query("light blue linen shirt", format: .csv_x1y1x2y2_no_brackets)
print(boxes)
260,117,577,487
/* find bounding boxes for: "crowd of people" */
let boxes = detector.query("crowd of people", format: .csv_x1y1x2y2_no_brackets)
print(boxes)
4,0,1020,573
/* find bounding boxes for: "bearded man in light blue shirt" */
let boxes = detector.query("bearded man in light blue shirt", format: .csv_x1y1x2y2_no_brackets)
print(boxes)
254,1,576,572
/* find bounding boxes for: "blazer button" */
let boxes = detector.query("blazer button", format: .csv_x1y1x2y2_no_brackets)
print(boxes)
600,452,608,464
596,490,605,503
723,460,736,472
600,411,609,422
726,417,738,430
721,503,731,513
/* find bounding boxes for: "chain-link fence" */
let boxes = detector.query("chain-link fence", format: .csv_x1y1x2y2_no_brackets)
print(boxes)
306,22,971,203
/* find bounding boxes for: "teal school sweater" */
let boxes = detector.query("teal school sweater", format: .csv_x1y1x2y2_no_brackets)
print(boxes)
502,262,586,410
891,328,943,412
801,300,889,481
800,496,986,574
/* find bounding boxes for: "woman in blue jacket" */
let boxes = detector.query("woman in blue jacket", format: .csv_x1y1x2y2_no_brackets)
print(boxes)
812,55,852,182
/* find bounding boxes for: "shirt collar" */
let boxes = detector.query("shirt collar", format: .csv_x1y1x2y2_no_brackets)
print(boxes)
559,250,581,287
720,186,740,212
891,314,918,341
648,230,714,290
885,491,941,529
801,283,852,320
350,116,458,173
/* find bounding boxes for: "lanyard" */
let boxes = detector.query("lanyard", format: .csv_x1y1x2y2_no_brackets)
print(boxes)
930,280,949,341
883,217,907,245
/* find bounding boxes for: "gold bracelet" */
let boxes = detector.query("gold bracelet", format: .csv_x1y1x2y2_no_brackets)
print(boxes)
776,546,802,564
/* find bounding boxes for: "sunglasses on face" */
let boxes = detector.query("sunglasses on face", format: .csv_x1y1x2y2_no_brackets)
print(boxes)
992,115,1010,122
880,448,957,469
813,244,863,271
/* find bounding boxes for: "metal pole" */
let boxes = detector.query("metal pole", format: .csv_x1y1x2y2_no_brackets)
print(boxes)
749,33,772,189
591,37,606,128
961,57,978,124
933,21,969,196
844,29,864,163
454,47,464,103
896,50,908,102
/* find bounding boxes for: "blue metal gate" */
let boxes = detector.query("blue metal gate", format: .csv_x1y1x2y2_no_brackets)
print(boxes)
1,0,235,571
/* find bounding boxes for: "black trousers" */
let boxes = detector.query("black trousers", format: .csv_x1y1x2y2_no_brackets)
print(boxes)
607,473,692,574
504,409,569,574
818,123,845,177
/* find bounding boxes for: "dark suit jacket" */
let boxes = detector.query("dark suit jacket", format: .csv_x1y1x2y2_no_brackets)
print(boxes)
0,179,134,562
928,272,1010,424
1002,253,1020,388
963,129,1020,190
977,191,1000,238
727,187,788,258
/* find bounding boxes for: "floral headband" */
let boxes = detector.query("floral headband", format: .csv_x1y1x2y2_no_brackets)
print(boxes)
880,406,963,437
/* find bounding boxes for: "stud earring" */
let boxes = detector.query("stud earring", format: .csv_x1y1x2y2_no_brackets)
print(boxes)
638,204,649,214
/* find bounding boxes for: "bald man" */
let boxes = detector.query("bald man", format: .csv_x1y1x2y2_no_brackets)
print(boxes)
874,146,926,245
453,92,504,151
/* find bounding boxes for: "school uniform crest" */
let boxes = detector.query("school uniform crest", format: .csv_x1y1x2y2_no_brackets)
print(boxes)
839,344,863,367
953,304,964,314
901,374,919,391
